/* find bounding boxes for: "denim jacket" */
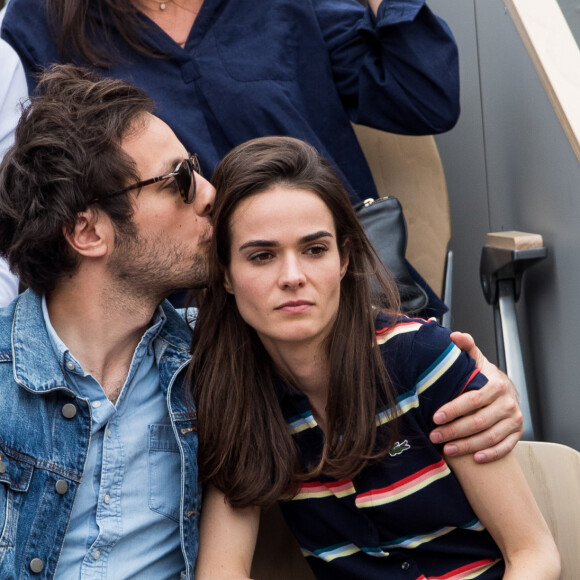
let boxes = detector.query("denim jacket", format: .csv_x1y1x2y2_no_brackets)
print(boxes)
0,291,200,579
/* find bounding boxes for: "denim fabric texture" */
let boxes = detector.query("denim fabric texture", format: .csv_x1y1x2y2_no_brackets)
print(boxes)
0,291,200,579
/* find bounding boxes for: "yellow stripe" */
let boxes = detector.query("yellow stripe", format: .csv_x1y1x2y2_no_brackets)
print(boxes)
376,322,423,345
357,466,450,508
417,347,461,395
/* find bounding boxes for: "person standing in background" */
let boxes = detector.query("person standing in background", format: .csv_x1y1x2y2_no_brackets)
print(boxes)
1,0,460,204
0,2,25,305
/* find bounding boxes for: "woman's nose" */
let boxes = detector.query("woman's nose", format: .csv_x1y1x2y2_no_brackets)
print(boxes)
278,254,306,289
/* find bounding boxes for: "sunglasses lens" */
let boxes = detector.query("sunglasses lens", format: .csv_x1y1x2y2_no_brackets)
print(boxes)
174,161,193,203
173,155,200,204
191,155,202,176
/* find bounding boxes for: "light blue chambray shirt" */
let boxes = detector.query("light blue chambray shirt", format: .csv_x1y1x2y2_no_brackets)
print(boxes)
43,297,185,579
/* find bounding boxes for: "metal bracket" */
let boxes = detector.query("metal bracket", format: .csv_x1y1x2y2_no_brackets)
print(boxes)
480,244,547,440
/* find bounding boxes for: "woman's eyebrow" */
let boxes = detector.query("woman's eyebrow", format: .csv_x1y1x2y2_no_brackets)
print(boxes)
299,231,333,244
239,240,278,251
238,231,333,252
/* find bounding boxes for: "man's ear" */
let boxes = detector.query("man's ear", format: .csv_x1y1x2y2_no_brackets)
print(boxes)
63,210,109,258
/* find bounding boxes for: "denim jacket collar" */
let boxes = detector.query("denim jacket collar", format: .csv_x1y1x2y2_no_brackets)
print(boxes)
10,290,193,395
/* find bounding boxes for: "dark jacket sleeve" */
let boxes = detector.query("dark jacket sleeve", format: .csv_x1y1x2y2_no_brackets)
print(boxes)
1,0,58,93
313,0,460,134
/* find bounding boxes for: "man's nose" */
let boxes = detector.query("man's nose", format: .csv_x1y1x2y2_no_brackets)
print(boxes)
193,175,215,217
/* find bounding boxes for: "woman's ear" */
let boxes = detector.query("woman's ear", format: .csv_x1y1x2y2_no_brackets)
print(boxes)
340,239,351,279
63,210,109,258
223,270,234,295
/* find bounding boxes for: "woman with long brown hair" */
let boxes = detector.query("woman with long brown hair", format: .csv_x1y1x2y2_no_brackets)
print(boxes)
191,136,559,579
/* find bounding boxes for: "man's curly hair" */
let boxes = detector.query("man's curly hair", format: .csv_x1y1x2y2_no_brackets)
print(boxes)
0,64,154,293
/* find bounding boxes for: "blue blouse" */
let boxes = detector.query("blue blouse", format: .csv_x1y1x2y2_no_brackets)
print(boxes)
1,0,459,203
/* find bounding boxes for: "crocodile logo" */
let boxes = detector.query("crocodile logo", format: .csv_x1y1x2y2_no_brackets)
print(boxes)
389,440,411,457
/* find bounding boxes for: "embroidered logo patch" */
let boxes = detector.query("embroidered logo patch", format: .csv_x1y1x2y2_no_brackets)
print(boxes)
389,440,411,457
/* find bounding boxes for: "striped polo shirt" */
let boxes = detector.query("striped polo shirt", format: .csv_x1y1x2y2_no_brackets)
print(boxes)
276,315,505,580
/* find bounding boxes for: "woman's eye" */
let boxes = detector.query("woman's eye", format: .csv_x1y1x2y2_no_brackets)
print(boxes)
249,252,273,263
306,245,328,256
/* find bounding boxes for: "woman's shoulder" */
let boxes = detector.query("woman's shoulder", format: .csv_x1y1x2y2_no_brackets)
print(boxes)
374,312,451,348
374,312,483,409
374,312,459,376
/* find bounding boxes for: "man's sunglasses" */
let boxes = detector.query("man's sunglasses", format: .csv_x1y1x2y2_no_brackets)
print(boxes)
93,154,202,204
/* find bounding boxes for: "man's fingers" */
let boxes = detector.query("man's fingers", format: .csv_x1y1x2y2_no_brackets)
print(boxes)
450,331,480,364
431,408,495,445
440,331,524,462
430,385,523,443
439,418,505,454
430,404,523,459
433,380,507,426
449,331,475,352
445,430,522,463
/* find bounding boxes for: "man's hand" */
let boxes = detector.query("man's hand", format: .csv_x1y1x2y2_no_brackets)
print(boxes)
429,331,524,463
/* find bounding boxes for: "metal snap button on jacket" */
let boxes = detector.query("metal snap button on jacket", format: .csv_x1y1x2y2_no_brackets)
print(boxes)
61,403,77,419
29,558,44,573
55,479,69,494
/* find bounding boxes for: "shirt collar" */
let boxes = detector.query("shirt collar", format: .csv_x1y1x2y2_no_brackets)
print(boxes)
41,295,167,376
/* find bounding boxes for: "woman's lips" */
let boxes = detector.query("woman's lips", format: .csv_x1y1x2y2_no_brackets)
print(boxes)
275,300,313,313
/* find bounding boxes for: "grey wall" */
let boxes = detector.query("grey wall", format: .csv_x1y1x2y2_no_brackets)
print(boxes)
430,0,580,449
558,0,580,47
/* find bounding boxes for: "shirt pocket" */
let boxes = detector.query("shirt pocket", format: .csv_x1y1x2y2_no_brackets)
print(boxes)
212,11,299,82
148,424,182,523
0,447,34,557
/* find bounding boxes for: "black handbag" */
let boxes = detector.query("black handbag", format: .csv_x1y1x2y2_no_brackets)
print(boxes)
355,196,429,315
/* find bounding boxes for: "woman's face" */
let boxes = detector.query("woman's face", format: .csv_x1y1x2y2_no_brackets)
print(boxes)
224,186,348,355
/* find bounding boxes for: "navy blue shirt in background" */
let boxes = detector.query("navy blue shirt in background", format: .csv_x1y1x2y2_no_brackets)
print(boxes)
1,0,459,203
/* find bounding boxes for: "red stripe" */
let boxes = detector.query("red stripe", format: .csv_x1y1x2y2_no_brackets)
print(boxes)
357,458,446,499
376,320,420,336
427,559,496,579
458,369,480,395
